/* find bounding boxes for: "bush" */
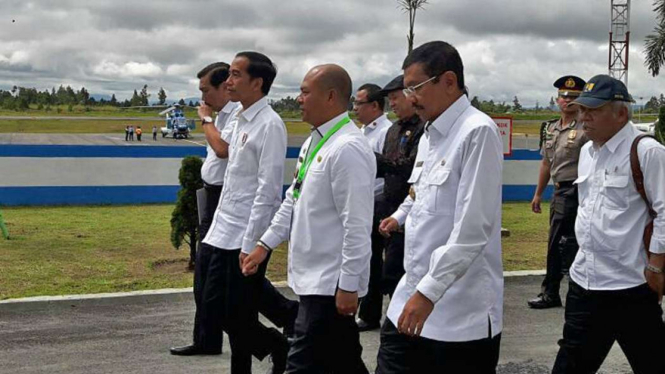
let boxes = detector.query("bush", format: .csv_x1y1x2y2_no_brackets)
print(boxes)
170,156,203,269
657,107,665,144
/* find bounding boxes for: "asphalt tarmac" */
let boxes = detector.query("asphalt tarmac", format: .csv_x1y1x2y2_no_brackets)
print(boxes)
0,276,633,374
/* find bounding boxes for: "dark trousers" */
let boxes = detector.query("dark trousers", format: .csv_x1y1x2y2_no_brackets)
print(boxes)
153,132,157,141
286,295,368,374
358,211,385,325
193,185,297,354
552,280,665,374
382,230,405,297
217,248,288,374
542,184,579,298
125,131,129,141
376,319,501,374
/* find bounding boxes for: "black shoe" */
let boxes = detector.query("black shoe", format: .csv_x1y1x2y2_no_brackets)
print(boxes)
356,318,381,332
169,344,221,356
265,342,288,374
527,294,562,309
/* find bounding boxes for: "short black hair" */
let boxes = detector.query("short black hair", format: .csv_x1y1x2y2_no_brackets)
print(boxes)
358,83,385,111
197,62,230,88
235,51,277,95
402,41,465,90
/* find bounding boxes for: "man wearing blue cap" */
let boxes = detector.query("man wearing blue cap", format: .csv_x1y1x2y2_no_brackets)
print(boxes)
528,75,588,309
552,74,665,373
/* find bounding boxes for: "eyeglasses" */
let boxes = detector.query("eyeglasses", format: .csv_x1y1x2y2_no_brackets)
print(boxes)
403,75,438,97
353,100,371,107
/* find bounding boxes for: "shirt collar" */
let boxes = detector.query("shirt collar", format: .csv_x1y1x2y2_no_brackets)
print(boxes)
363,113,388,130
239,96,268,122
426,95,470,138
315,112,349,135
220,100,237,114
588,120,633,156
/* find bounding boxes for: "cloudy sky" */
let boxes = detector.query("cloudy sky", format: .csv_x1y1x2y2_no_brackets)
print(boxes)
2,0,665,106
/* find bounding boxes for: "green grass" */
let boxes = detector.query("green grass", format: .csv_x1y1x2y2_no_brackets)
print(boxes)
0,203,549,300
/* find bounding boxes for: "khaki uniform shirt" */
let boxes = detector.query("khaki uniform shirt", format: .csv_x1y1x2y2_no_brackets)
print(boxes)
541,118,588,184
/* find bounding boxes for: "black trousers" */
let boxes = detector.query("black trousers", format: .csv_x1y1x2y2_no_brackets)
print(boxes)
216,248,288,374
286,295,368,374
193,185,297,353
358,210,385,325
382,230,405,297
376,319,501,374
552,280,665,374
542,184,579,298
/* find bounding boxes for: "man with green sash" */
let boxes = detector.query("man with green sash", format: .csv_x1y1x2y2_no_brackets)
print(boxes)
242,64,374,373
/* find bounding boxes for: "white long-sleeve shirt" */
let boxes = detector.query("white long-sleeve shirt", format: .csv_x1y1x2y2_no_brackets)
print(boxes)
571,122,665,291
361,113,392,198
200,101,240,186
260,112,375,297
387,95,504,342
203,97,287,254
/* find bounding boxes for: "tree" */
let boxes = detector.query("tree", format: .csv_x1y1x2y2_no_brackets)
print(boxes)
470,96,481,109
645,0,665,76
170,156,204,269
513,96,523,112
397,0,428,54
534,101,540,114
657,107,665,144
178,98,186,106
549,96,556,111
130,89,142,107
645,96,660,112
157,87,167,105
110,94,118,106
139,84,150,106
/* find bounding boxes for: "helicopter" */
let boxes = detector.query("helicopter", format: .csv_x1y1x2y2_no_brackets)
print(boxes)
158,104,196,139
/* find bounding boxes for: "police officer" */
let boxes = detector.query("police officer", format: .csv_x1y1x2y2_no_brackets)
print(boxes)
376,74,425,298
528,75,588,309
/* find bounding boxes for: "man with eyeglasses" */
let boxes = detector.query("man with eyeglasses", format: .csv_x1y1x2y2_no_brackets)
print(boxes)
528,75,588,310
353,83,393,332
377,41,503,373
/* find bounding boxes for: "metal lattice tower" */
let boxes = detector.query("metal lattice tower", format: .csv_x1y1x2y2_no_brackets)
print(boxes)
609,0,631,86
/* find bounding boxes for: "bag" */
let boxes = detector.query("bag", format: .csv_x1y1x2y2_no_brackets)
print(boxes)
630,134,658,255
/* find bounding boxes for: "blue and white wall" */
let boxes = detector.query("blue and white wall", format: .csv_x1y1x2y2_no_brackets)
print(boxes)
0,145,551,206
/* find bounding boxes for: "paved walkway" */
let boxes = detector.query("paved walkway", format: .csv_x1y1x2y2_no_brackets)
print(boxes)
0,276,633,374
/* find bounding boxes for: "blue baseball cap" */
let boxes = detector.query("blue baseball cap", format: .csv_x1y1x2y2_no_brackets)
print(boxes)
569,74,634,109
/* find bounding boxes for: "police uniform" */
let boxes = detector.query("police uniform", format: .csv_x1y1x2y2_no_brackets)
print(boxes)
529,75,588,309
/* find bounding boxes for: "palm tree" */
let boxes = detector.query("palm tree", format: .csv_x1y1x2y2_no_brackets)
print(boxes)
644,0,665,76
398,0,429,55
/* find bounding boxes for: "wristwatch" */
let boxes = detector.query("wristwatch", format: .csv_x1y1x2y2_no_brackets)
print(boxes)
201,116,213,125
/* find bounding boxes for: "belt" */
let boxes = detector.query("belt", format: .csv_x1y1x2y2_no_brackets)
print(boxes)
554,181,574,189
203,181,223,189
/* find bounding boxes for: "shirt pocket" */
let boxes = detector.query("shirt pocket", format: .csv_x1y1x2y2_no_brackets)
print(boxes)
425,166,454,215
407,165,423,184
601,174,629,211
573,173,590,208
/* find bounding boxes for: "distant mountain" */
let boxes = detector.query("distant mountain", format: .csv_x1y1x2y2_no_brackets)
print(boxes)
90,94,113,101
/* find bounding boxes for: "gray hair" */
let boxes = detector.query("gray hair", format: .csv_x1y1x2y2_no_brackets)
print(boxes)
611,100,632,120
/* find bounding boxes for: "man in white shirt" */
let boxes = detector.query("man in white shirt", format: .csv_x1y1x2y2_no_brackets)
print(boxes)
551,75,665,373
353,83,392,331
242,64,374,373
377,41,503,373
202,52,290,374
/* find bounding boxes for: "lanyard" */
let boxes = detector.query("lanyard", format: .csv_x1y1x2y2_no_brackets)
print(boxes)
293,116,350,200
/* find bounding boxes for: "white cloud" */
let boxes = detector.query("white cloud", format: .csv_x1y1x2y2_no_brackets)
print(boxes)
93,61,163,78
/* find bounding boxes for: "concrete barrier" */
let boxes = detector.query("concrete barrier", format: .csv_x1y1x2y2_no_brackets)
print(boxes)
0,145,552,206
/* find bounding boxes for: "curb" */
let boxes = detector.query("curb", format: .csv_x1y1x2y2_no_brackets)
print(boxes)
0,273,544,311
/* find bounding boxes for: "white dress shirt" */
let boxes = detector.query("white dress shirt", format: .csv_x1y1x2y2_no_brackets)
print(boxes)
387,95,504,342
203,97,287,254
571,122,665,291
260,112,375,297
200,101,240,186
361,113,392,197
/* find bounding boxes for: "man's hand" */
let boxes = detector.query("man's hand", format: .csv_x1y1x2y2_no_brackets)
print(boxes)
531,195,542,214
646,268,665,304
379,217,399,238
239,252,248,271
335,288,358,316
397,291,434,337
198,101,213,121
241,246,269,276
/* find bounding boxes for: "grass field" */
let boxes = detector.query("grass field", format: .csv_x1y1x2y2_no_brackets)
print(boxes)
0,202,548,300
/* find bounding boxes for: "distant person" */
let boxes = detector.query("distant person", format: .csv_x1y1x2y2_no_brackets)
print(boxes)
353,82,392,331
376,74,425,299
129,125,134,141
528,75,588,309
377,41,503,373
551,75,665,373
152,126,157,141
136,126,142,142
243,63,374,374
124,126,129,141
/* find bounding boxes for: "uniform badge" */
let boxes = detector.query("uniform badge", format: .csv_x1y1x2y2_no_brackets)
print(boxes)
299,157,303,162
241,133,248,145
565,78,575,88
440,159,446,166
409,186,416,200
317,156,322,163
568,130,577,140
416,161,423,167
405,130,412,137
